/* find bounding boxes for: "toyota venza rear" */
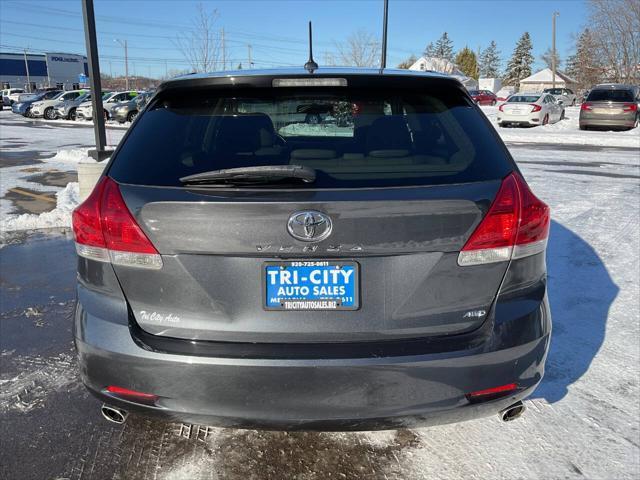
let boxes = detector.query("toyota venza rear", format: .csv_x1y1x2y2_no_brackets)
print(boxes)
73,69,551,430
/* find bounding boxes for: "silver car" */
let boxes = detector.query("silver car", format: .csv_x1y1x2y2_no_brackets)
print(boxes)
76,91,138,121
579,84,639,130
55,92,93,120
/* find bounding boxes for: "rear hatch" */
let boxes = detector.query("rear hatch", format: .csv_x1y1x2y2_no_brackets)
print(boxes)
101,74,516,344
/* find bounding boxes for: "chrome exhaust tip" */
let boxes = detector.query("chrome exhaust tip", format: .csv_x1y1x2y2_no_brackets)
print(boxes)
500,400,525,422
101,404,128,424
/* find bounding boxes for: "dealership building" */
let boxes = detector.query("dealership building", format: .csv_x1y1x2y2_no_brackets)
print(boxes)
0,52,89,91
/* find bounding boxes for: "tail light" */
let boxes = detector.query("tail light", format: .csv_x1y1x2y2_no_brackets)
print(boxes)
530,104,542,112
581,103,592,111
458,173,550,266
623,103,638,112
72,177,162,269
498,104,506,112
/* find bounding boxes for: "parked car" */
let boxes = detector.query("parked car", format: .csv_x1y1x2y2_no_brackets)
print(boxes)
30,90,87,119
497,92,565,127
113,91,152,123
543,87,577,106
2,88,25,106
72,68,551,430
76,91,138,120
55,91,94,120
468,89,497,106
11,90,62,117
579,84,639,130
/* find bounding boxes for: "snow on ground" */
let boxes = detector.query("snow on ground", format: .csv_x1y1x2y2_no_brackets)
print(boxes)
482,105,640,148
0,111,125,231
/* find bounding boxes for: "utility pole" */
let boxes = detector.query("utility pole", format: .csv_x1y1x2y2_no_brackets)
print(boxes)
109,60,112,78
248,44,252,69
115,38,129,89
81,0,109,161
552,11,559,89
23,49,31,92
164,60,168,78
221,28,226,70
380,0,389,69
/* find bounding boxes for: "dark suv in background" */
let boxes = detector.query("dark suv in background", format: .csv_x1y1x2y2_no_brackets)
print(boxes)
580,84,639,130
73,68,551,430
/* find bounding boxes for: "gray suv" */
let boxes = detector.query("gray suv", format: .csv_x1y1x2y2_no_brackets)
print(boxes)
72,68,551,430
579,84,640,130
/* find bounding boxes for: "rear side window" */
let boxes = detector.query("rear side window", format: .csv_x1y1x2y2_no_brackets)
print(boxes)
109,85,512,188
587,89,634,102
508,95,540,103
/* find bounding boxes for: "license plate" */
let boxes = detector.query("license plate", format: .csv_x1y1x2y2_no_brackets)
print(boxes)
593,108,622,115
264,261,359,310
511,109,522,115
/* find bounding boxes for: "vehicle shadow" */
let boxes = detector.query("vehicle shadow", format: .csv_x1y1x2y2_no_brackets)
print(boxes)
533,220,618,403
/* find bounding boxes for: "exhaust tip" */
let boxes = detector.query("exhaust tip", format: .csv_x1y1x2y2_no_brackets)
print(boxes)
101,404,128,424
500,401,525,422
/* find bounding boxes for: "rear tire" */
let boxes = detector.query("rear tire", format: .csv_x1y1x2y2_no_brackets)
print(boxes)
69,108,77,121
44,107,56,120
24,107,32,118
542,114,549,125
579,124,588,130
560,110,565,120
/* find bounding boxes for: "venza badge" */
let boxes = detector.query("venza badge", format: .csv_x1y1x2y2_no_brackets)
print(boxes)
287,211,332,242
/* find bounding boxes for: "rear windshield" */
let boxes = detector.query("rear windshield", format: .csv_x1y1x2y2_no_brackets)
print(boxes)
108,85,512,188
507,95,540,103
587,89,634,102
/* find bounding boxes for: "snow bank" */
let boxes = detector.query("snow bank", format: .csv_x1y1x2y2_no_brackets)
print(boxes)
0,183,79,232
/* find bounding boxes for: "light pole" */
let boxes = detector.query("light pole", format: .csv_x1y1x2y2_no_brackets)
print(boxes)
552,11,559,89
23,48,31,92
115,38,129,89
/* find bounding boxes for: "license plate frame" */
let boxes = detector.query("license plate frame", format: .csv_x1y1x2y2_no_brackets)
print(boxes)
263,260,360,311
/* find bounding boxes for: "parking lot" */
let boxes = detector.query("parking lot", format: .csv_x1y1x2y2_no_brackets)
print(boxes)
1,106,639,479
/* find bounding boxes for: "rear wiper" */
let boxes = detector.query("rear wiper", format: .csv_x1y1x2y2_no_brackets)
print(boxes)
180,165,316,186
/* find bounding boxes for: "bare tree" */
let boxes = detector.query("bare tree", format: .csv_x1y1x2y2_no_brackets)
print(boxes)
540,47,562,69
335,30,381,67
174,3,221,73
588,0,640,82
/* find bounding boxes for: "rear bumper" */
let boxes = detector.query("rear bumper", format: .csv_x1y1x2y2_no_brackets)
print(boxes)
75,293,551,431
579,114,636,129
497,114,540,126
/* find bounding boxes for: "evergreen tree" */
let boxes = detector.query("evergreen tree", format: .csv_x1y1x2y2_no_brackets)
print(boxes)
423,42,436,58
565,29,603,89
397,54,418,69
479,41,501,78
433,32,454,61
503,32,534,86
455,47,479,79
